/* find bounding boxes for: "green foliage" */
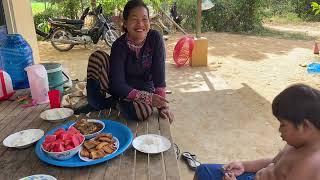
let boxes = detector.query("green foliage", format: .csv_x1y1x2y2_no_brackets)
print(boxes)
176,0,266,33
57,0,82,19
264,0,320,22
97,0,127,16
311,2,320,14
32,2,46,15
33,7,61,32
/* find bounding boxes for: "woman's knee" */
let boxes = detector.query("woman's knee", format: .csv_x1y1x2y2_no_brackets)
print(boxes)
119,101,153,121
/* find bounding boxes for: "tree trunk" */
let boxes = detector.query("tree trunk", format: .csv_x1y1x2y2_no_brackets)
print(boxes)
91,0,96,8
80,0,84,12
196,0,201,38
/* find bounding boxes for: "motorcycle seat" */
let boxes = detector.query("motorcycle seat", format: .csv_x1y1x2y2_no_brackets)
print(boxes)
51,18,83,24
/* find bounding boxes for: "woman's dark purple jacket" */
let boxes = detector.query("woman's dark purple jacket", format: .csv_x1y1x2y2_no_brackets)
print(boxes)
109,30,166,98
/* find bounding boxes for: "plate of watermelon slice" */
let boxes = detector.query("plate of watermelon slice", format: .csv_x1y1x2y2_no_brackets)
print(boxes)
35,119,134,167
41,127,85,161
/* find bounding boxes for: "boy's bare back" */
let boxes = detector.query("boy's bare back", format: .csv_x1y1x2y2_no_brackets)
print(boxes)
255,145,320,180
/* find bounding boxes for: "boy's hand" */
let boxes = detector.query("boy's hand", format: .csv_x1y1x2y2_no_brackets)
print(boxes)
223,161,245,176
223,172,236,180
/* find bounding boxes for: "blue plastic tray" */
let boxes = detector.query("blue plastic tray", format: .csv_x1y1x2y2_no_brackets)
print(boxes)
35,120,133,167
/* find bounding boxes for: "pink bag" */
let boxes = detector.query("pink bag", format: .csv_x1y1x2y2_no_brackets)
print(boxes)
25,64,49,104
0,70,15,100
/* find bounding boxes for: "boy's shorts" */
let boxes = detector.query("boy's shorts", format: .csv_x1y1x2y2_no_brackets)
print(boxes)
195,164,255,180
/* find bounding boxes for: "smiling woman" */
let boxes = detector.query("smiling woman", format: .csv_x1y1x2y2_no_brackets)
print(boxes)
84,0,174,123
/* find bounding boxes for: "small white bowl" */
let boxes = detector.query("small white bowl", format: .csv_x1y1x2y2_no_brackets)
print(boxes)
41,135,85,161
69,119,105,140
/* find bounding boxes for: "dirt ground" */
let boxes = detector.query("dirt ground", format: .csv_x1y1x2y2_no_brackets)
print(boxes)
38,27,320,179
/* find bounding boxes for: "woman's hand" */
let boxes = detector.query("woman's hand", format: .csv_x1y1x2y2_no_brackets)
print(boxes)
223,172,236,180
152,94,168,108
159,107,174,123
223,161,245,177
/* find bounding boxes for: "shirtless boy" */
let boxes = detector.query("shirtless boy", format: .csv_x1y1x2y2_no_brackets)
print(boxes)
194,84,320,180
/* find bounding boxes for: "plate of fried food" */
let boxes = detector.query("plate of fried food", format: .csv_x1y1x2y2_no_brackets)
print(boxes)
79,133,119,161
35,120,133,167
70,119,105,139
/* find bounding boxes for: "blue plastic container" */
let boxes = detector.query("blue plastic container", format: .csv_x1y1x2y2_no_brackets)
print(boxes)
0,26,7,69
0,25,7,46
41,63,69,93
307,62,320,74
0,34,34,89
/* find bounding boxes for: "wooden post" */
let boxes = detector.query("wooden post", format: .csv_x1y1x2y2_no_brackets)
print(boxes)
196,0,201,38
191,0,209,67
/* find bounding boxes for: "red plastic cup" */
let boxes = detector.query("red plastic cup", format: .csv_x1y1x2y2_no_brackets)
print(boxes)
48,90,61,109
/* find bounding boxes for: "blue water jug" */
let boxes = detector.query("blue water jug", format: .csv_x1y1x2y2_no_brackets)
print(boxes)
0,25,7,46
0,26,7,68
0,34,34,89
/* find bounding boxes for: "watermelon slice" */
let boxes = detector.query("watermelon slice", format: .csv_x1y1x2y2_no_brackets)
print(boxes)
44,135,56,143
54,128,66,137
72,135,80,147
52,143,65,152
64,139,72,146
42,142,54,151
61,133,73,141
65,145,74,151
68,126,80,134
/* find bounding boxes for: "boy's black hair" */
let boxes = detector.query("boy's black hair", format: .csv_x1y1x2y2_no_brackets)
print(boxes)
122,0,149,32
272,84,320,129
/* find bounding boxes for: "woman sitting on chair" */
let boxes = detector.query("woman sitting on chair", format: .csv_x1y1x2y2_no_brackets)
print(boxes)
86,0,174,122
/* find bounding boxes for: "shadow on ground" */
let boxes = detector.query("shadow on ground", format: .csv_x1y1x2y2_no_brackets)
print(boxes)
166,65,284,179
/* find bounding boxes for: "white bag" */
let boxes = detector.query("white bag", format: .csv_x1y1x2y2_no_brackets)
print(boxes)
0,70,14,100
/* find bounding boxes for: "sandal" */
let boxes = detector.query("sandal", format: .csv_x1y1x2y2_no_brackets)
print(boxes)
174,143,180,159
181,152,201,170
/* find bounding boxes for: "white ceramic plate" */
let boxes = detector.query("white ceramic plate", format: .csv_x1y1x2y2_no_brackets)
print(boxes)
40,108,74,122
69,119,105,140
3,129,44,149
132,134,171,154
78,136,120,162
19,174,56,180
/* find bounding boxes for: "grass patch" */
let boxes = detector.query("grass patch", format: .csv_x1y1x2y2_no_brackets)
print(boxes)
264,13,303,25
245,26,316,41
32,2,46,15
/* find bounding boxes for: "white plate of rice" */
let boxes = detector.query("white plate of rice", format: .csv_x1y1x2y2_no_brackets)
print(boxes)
40,108,74,122
3,129,44,149
132,134,171,154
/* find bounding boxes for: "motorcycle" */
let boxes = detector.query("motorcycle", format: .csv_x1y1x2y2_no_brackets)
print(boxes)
47,5,119,51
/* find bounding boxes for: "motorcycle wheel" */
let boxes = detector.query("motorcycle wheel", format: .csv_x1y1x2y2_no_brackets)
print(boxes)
150,23,163,36
50,28,75,52
104,29,120,47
